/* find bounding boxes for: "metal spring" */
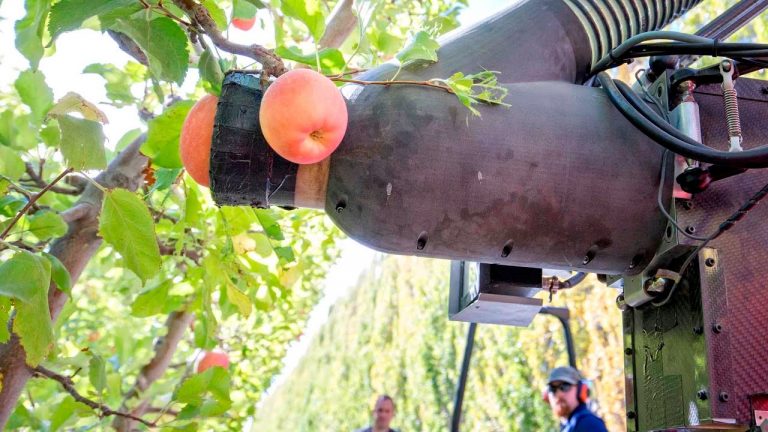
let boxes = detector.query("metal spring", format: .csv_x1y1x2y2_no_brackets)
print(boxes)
723,87,742,139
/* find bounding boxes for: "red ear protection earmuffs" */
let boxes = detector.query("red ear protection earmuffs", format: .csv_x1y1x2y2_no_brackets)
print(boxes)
542,381,590,404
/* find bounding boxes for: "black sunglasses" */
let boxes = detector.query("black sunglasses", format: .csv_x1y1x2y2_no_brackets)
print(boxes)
548,382,574,394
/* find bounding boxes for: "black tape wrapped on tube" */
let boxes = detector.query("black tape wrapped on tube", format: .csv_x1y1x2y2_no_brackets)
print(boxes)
210,72,298,208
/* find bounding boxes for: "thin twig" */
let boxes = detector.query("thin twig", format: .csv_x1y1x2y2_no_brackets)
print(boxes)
24,163,82,195
0,168,74,240
31,366,158,428
329,77,455,93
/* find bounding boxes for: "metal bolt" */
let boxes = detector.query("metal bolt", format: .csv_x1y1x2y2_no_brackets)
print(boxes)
713,323,723,334
645,277,669,294
335,200,346,213
698,390,709,401
693,326,704,335
681,200,694,210
627,411,636,419
705,258,716,267
685,225,696,234
616,294,628,312
416,232,428,251
719,392,730,402
625,348,633,356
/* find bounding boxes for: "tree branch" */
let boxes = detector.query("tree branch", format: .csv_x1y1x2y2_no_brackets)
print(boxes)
319,0,357,49
171,0,287,77
0,134,148,429
108,30,149,66
59,203,94,224
31,366,157,428
0,168,74,240
114,310,194,432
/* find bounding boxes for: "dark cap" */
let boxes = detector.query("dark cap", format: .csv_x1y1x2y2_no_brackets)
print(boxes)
547,366,581,385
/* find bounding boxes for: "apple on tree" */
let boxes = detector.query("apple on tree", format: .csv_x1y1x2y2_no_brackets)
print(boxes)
232,17,256,31
197,350,230,373
259,69,348,164
179,94,218,187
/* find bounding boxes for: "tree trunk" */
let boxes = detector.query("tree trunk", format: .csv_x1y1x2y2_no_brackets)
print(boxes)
0,135,147,429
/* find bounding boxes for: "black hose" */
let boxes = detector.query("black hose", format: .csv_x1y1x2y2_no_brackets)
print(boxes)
597,73,768,168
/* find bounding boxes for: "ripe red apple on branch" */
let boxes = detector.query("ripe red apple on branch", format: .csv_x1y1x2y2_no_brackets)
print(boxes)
259,69,349,165
179,94,218,187
197,350,230,373
232,17,256,31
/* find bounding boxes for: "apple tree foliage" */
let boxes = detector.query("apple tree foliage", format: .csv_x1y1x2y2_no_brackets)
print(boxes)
0,0,471,430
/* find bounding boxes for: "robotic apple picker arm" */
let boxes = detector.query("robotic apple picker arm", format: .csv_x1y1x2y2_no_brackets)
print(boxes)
208,1,768,430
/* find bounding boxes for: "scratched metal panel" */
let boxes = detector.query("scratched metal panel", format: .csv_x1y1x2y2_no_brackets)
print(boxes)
672,77,768,425
626,265,710,431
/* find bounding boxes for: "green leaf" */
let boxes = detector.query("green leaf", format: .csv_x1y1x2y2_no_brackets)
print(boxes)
40,122,61,147
0,297,11,344
48,92,109,124
0,145,26,180
109,17,189,85
142,100,195,169
184,181,202,227
131,281,168,317
199,49,223,96
280,0,326,41
201,0,227,30
0,178,9,195
274,246,295,263
49,0,135,41
176,367,232,417
58,115,107,170
225,282,252,318
28,211,68,241
0,251,51,303
233,0,257,19
274,46,345,74
99,188,162,284
15,0,50,69
13,255,53,366
395,30,440,64
254,209,284,240
14,70,53,124
44,253,72,294
88,354,107,394
149,168,182,193
83,63,145,107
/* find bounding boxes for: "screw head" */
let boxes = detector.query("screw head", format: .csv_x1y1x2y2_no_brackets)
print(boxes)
719,391,730,402
685,225,696,234
713,323,723,334
616,294,628,311
682,200,694,210
705,258,716,267
627,411,636,419
698,390,709,401
625,348,633,356
693,326,704,335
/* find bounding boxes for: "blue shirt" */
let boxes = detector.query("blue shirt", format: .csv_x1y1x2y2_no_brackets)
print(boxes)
560,403,608,432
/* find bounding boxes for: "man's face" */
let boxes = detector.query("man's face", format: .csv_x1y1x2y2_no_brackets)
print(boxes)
548,381,579,419
373,398,395,429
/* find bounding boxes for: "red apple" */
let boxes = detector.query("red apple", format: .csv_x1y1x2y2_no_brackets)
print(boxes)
197,350,229,373
232,17,256,31
259,69,348,164
180,94,218,187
